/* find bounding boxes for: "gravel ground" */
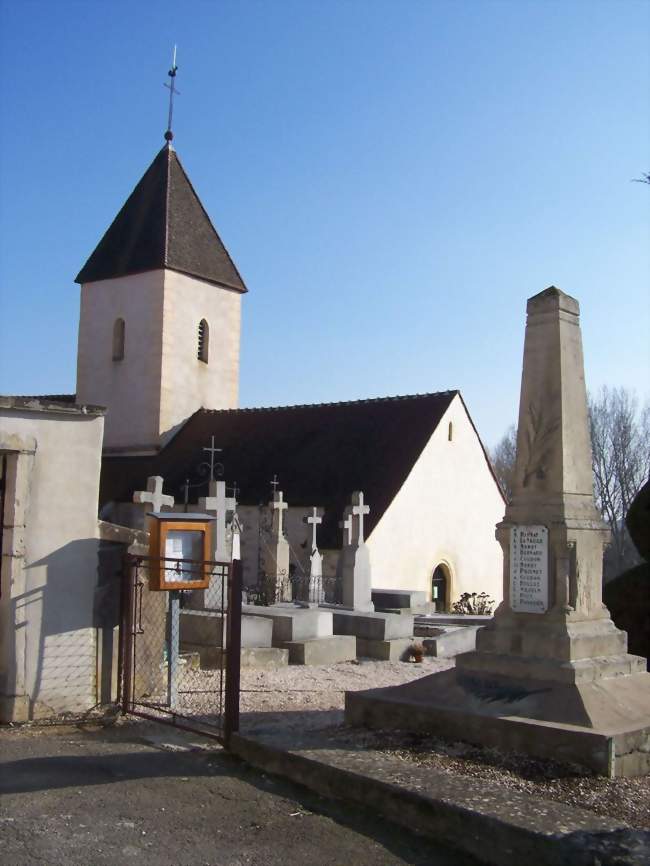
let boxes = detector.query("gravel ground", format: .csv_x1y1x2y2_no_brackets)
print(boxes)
238,656,650,830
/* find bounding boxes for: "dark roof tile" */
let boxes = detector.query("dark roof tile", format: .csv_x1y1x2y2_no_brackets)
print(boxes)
76,145,247,292
100,391,457,547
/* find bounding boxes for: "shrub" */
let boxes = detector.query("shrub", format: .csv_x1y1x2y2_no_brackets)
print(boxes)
451,592,495,615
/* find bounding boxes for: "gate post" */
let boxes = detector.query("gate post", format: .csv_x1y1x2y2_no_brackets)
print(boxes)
224,558,243,745
119,554,136,715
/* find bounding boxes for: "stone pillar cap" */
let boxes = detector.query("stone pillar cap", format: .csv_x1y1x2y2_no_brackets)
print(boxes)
527,286,579,317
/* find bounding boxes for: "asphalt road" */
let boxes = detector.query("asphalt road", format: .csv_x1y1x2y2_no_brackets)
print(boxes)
0,720,478,866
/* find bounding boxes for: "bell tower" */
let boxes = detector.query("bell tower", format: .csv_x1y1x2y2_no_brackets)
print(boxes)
75,140,247,453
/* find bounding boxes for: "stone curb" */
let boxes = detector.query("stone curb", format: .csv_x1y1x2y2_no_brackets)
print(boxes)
229,732,650,866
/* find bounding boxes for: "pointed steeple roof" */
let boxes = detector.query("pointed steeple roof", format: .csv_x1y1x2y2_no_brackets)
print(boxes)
75,145,247,292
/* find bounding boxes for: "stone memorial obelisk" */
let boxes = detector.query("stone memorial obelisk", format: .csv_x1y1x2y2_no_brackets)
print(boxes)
346,287,650,776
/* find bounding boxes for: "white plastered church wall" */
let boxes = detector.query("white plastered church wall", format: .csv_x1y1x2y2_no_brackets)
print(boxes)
76,269,242,451
76,270,165,450
0,405,104,722
160,270,241,442
366,394,505,605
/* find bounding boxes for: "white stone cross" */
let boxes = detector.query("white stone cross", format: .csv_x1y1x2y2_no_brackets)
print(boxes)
199,479,236,516
133,476,174,512
339,512,353,546
199,480,237,560
231,512,243,561
305,507,323,552
352,491,370,544
270,490,288,536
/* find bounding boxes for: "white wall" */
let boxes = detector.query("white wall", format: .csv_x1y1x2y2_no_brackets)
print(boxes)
367,395,505,606
76,271,165,450
0,405,104,721
160,270,241,442
76,269,242,451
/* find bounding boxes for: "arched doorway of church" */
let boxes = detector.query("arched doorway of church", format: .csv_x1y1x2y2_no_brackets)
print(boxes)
431,564,451,612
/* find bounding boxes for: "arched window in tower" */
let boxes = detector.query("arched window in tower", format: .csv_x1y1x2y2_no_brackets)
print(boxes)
112,318,125,361
197,319,209,363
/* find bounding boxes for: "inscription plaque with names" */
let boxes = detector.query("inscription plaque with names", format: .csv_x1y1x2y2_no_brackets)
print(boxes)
510,525,548,613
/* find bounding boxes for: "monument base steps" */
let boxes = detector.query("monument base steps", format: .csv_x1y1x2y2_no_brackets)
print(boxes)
278,635,357,665
183,643,289,670
458,649,646,684
356,637,415,662
344,666,650,777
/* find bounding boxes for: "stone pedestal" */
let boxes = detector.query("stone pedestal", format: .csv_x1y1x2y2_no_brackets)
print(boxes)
345,287,650,776
340,543,374,611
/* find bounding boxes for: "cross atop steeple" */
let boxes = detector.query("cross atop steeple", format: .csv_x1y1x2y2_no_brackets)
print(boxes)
164,46,180,143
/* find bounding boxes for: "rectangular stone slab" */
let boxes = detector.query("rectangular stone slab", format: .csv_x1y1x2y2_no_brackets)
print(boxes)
332,609,414,641
278,635,357,665
371,589,428,608
356,637,414,661
242,604,333,642
179,609,273,648
422,626,480,658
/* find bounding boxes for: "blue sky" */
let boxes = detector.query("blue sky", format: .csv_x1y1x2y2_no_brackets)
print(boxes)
0,0,648,447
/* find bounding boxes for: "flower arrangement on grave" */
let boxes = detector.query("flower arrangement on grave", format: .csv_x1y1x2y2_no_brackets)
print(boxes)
451,592,495,616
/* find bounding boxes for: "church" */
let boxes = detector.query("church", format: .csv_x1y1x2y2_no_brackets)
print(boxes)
0,127,505,721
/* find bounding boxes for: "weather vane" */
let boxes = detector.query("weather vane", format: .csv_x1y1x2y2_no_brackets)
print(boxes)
164,45,180,143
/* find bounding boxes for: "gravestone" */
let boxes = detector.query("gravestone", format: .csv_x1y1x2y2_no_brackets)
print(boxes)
261,490,291,603
198,480,236,562
346,287,650,776
300,506,324,605
133,476,174,527
338,492,374,612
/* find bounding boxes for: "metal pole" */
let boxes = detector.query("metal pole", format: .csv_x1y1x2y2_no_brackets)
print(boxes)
224,558,242,745
167,591,180,710
120,555,136,715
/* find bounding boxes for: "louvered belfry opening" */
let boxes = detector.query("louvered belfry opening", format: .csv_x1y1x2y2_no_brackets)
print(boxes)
197,319,209,363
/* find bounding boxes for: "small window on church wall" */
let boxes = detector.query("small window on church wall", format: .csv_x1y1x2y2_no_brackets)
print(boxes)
197,319,209,363
448,421,453,441
112,318,125,361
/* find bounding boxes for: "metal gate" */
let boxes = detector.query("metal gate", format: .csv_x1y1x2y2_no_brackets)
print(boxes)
120,554,242,744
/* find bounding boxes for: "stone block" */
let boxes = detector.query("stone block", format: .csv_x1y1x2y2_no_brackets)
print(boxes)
371,589,428,609
182,644,289,670
422,626,480,658
356,637,415,661
278,635,357,665
179,609,273,649
332,609,413,641
242,604,333,642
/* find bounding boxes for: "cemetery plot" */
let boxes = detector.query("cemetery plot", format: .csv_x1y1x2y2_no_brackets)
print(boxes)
121,554,241,743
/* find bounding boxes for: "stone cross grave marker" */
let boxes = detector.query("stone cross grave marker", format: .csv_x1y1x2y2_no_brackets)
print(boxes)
340,512,353,546
133,475,175,513
304,507,324,604
263,489,291,603
199,480,236,562
352,491,370,543
339,491,374,612
270,490,288,537
230,512,243,562
306,507,322,552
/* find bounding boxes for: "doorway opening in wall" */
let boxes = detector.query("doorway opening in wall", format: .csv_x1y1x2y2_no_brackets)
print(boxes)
431,564,450,612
